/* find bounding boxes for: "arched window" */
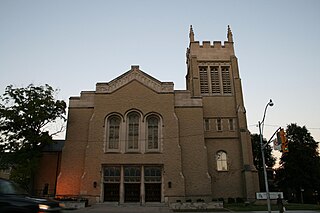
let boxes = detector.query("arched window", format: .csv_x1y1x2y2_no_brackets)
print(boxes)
147,116,159,150
107,115,121,150
127,112,140,150
216,151,228,171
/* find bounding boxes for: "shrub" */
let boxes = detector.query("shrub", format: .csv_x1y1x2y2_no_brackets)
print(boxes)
228,197,235,203
236,197,244,203
196,198,205,202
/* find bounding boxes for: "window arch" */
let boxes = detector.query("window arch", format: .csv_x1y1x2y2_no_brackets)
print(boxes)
124,166,141,182
127,112,140,150
216,151,228,171
107,115,121,150
146,115,160,151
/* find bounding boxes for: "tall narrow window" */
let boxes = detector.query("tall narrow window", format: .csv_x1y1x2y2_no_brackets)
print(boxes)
204,118,210,131
229,118,235,131
147,116,159,150
108,116,120,149
222,67,232,94
216,151,228,171
210,66,220,94
199,66,209,94
216,118,222,131
128,112,140,150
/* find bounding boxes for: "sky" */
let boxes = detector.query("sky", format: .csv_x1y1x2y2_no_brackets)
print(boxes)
1,0,320,156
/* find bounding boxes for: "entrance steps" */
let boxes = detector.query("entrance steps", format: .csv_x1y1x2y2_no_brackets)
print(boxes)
93,202,172,212
123,203,168,207
98,202,168,207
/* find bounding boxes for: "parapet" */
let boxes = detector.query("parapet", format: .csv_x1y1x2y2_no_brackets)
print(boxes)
69,91,95,108
187,25,235,57
174,90,203,107
190,40,233,49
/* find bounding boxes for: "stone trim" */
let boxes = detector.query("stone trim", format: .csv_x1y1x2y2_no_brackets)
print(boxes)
96,68,174,94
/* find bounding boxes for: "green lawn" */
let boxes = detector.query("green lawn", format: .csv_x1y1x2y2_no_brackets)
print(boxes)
225,203,320,211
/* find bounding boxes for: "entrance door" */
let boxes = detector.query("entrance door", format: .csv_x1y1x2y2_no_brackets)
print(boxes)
124,183,140,202
104,183,120,202
145,183,161,202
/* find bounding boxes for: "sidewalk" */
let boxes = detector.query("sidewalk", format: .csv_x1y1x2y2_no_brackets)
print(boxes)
63,203,174,213
62,203,320,213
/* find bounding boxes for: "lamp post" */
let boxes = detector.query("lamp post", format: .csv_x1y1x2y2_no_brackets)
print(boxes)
259,99,274,213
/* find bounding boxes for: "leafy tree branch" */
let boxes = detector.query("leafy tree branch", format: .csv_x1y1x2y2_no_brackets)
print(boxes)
0,84,66,192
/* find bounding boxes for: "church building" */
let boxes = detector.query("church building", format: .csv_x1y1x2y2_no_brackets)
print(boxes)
56,26,259,204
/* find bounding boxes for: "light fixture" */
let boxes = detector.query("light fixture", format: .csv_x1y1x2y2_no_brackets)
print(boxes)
268,99,274,107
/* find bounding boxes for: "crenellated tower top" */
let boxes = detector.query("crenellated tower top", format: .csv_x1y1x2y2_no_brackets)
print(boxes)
186,25,235,62
187,25,235,51
185,25,238,96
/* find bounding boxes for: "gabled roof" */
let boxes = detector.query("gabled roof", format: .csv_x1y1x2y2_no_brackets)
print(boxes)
95,65,174,94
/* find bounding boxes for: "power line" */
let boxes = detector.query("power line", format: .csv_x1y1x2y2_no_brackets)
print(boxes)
249,124,320,130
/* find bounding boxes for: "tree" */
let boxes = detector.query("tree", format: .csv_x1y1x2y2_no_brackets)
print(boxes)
0,84,66,193
251,133,276,191
275,123,320,203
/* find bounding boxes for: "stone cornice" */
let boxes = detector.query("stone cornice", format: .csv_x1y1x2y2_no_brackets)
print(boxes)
96,66,174,94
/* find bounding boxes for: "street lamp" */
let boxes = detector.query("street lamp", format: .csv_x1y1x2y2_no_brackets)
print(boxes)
258,99,274,213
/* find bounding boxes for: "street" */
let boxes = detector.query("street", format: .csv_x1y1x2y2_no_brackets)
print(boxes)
62,204,320,213
62,204,172,213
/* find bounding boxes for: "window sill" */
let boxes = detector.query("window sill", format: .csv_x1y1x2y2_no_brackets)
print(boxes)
145,151,161,154
105,150,121,153
125,151,141,154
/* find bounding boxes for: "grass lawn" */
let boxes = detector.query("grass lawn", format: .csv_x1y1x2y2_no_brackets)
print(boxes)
225,203,320,211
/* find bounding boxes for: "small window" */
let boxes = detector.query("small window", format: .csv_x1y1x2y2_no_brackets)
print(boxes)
216,151,228,171
229,118,235,131
216,118,222,131
204,119,210,131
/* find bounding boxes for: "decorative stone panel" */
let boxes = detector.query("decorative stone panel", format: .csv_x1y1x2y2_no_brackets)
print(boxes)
96,66,174,94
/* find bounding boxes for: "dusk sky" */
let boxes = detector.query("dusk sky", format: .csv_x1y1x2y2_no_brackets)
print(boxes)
1,0,319,157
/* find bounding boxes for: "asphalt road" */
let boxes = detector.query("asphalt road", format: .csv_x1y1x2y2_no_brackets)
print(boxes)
62,204,320,213
62,205,172,213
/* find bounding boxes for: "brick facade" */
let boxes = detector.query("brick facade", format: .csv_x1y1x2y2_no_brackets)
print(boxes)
56,26,259,204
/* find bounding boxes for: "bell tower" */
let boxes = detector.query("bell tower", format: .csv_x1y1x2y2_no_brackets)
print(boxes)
186,25,235,96
185,25,259,200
